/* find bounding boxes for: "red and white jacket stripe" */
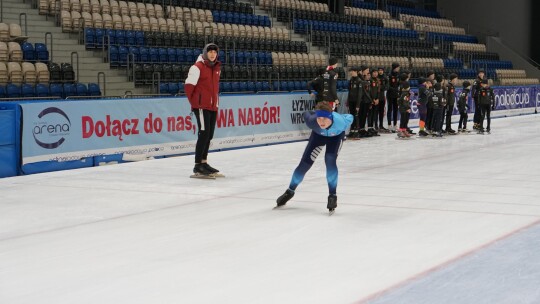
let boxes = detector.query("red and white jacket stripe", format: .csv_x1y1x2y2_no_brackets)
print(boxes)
185,55,221,111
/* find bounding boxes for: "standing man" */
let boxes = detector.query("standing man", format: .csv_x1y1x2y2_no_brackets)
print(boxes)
471,69,486,130
445,73,458,134
185,43,222,178
425,70,436,133
323,57,340,110
346,67,362,138
387,62,401,133
357,66,372,137
477,79,495,134
367,68,380,136
377,67,389,132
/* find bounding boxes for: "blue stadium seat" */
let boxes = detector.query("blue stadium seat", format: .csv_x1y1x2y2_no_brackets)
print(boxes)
0,86,6,98
125,30,136,45
168,82,179,94
128,46,140,62
176,48,186,63
76,83,88,96
6,84,21,98
119,46,129,66
109,46,119,66
185,48,194,62
262,81,270,91
22,42,35,62
222,82,231,92
49,83,63,98
35,43,49,62
135,31,145,46
231,82,240,92
149,48,159,62
255,81,262,92
21,84,35,97
139,47,149,62
95,28,105,48
85,28,95,48
62,83,75,98
35,83,49,97
178,82,185,93
88,83,101,96
159,83,169,94
238,82,246,92
158,48,168,62
106,29,116,45
167,48,176,63
116,30,126,45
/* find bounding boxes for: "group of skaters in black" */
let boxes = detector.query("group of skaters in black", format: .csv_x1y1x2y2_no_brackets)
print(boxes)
308,59,496,139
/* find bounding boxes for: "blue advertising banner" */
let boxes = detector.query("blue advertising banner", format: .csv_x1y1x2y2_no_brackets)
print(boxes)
20,94,315,165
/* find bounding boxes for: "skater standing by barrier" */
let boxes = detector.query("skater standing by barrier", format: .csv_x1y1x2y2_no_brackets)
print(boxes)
185,43,222,179
477,79,495,134
387,62,401,133
458,81,471,133
472,69,486,130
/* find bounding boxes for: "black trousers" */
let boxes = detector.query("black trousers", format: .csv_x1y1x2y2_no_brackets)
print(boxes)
426,107,433,130
358,103,370,130
348,103,358,131
399,111,409,129
387,96,398,126
473,98,481,124
368,104,377,128
193,109,217,163
431,108,443,132
458,111,468,129
480,104,491,130
445,103,454,130
377,95,386,128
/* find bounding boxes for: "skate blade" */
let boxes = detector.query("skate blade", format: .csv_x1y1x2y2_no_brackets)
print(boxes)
328,209,335,216
190,174,216,179
273,205,286,210
211,173,225,178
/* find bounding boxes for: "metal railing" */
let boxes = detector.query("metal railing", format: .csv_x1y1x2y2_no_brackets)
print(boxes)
45,32,54,62
97,72,106,96
19,13,28,36
71,52,79,82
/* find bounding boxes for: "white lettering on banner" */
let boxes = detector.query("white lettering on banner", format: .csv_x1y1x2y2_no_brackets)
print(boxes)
410,98,419,114
495,90,530,107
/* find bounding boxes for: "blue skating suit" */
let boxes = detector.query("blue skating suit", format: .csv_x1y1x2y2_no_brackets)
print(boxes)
288,111,354,195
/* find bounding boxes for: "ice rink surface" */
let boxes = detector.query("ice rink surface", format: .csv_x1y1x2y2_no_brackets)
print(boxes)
1,115,540,304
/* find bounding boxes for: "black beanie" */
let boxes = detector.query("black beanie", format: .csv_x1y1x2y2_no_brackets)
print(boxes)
435,74,444,83
392,62,400,70
462,80,471,88
202,43,219,66
329,57,338,65
427,70,435,78
449,73,458,81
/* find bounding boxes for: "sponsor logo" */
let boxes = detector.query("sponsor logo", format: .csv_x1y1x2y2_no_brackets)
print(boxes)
495,90,530,107
32,107,71,149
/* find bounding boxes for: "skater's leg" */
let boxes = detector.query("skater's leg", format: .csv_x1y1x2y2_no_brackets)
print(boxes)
485,105,491,131
288,133,325,191
194,109,216,164
324,132,345,195
378,97,386,128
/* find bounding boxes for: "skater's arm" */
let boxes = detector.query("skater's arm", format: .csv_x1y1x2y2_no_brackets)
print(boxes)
184,65,200,104
302,111,321,131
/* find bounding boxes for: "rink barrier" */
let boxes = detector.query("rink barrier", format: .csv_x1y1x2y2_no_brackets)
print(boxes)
0,85,538,178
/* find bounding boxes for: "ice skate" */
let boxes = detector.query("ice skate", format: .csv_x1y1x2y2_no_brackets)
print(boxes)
327,194,337,215
418,130,429,137
203,163,225,177
275,189,295,208
190,164,216,179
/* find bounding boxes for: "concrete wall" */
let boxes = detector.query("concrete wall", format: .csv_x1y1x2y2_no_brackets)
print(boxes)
437,0,531,58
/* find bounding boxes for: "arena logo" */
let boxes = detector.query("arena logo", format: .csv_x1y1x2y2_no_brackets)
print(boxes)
495,90,530,107
32,107,71,149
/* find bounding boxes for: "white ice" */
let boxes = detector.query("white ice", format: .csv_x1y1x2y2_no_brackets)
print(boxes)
1,115,540,304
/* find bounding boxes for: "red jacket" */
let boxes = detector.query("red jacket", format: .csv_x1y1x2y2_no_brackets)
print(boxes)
185,55,221,111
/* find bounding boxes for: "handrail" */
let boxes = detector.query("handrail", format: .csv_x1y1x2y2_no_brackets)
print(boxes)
97,72,106,96
71,52,79,82
152,72,161,94
19,13,28,36
45,32,53,62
